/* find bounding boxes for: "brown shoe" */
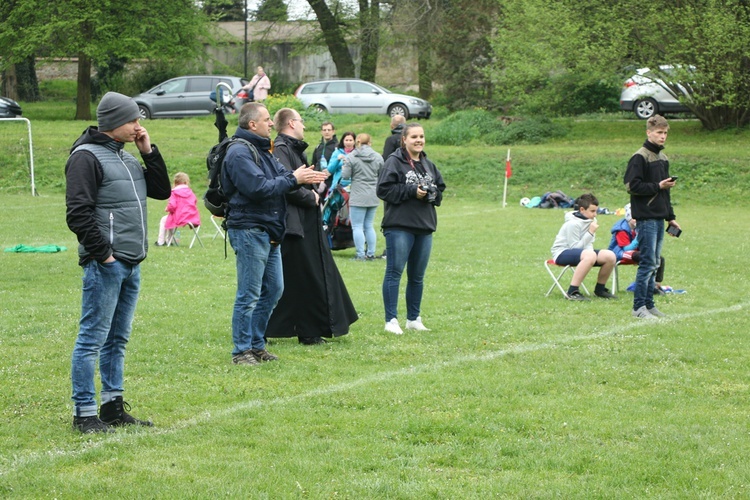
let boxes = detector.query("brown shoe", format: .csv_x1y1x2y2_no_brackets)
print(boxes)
232,350,260,365
251,348,279,362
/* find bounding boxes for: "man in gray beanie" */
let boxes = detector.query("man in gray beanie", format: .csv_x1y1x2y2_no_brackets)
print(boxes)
65,91,171,433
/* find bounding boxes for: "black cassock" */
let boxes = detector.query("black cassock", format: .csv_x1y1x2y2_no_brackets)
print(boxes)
266,134,358,340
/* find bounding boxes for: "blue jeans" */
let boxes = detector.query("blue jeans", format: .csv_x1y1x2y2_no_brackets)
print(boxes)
633,218,664,310
229,228,283,355
350,205,378,258
71,260,140,417
382,229,433,322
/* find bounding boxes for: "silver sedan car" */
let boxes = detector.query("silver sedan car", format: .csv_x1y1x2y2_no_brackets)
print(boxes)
133,75,247,119
294,79,432,119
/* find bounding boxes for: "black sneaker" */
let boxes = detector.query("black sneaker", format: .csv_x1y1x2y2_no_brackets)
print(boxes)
567,290,590,301
99,396,154,427
594,287,617,299
251,348,279,361
232,350,260,365
73,415,115,434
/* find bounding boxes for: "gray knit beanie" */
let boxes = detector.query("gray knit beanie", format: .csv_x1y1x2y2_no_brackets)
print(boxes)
97,92,140,131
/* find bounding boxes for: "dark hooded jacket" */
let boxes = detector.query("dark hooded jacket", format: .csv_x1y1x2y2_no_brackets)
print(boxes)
222,127,299,242
624,140,675,222
377,147,446,234
382,123,404,160
65,126,170,266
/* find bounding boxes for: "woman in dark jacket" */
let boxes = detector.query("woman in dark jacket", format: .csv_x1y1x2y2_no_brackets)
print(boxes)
376,123,446,335
265,108,358,344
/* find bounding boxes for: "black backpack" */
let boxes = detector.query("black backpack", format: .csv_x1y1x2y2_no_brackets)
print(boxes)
204,136,260,217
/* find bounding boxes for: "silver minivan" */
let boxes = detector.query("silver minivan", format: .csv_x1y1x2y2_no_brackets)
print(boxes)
294,79,432,119
133,75,247,119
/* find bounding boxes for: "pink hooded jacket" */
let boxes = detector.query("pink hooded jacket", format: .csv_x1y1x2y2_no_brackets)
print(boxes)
165,185,201,229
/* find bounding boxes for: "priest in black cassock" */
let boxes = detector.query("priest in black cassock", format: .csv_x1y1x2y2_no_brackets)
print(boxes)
265,108,358,344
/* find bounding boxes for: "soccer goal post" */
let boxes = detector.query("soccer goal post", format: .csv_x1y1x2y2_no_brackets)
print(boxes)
0,117,37,196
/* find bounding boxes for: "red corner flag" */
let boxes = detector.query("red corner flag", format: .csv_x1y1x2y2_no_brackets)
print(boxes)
505,149,512,178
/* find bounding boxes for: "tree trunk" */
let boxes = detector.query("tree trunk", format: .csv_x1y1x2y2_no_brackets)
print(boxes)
2,64,19,101
358,0,380,82
17,56,40,102
76,53,92,121
417,27,432,99
306,0,356,77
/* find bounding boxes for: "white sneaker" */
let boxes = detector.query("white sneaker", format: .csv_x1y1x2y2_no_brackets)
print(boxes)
405,316,430,331
384,318,403,335
648,307,667,317
632,305,657,320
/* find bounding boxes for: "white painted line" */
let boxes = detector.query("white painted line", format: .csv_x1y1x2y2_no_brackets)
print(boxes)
1,302,745,476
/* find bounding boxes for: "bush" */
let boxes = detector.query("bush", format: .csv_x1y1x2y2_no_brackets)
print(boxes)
484,116,568,145
430,108,498,145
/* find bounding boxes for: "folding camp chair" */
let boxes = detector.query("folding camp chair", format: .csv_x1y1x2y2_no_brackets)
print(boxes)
611,260,636,293
544,259,590,298
210,215,225,241
166,222,204,249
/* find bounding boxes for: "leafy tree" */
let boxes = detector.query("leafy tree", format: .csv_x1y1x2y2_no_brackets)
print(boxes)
202,0,246,21
357,0,380,82
432,0,496,107
305,0,356,77
490,0,750,128
1,0,209,120
255,0,288,22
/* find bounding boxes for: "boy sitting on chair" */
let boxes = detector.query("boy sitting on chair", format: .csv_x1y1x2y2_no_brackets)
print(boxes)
550,193,617,301
608,203,667,294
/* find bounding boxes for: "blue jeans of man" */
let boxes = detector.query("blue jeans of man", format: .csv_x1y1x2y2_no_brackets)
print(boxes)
229,227,283,355
71,260,140,417
349,205,378,258
633,218,664,311
382,229,433,322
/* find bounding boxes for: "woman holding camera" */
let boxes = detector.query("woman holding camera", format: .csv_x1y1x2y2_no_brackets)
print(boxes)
376,123,446,335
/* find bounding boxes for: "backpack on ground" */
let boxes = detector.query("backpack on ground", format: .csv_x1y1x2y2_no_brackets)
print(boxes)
204,136,259,218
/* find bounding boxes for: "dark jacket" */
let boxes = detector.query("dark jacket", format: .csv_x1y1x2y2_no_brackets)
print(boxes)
377,147,446,234
382,124,404,160
624,140,675,221
311,135,338,169
222,127,298,241
273,133,319,239
65,126,170,266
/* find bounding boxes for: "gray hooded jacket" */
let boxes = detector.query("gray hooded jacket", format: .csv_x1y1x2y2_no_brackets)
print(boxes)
342,145,384,207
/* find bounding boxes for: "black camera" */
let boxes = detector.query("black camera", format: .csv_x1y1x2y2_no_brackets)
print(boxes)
419,184,438,204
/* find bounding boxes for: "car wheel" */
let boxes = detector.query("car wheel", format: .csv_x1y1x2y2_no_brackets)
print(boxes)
311,104,328,113
138,105,151,120
388,104,409,119
634,98,658,120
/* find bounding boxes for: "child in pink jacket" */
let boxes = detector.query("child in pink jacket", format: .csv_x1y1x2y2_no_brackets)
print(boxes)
156,172,201,246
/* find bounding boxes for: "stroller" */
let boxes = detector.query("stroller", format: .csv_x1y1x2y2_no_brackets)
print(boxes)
321,167,354,251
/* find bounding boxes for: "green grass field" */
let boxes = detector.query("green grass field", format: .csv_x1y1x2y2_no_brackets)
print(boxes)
1,108,750,497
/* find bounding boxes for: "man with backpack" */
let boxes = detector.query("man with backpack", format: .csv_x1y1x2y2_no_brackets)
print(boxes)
221,102,327,366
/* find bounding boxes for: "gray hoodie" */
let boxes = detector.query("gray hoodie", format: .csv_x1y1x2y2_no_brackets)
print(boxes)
342,145,384,207
550,211,596,261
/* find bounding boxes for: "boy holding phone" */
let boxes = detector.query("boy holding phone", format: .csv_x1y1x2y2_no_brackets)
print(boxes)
624,114,682,320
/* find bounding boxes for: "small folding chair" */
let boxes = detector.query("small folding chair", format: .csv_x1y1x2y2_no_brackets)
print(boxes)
611,256,637,293
544,259,590,298
210,216,225,241
166,222,204,249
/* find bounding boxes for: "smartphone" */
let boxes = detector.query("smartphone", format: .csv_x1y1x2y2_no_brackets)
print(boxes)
666,225,682,237
669,176,678,182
